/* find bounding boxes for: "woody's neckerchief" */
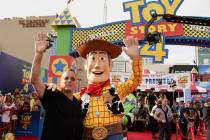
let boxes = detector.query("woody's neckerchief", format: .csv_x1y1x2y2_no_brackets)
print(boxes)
80,80,110,97
80,81,124,116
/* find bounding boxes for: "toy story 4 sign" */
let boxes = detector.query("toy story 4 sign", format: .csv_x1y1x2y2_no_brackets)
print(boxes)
69,0,209,63
22,65,32,92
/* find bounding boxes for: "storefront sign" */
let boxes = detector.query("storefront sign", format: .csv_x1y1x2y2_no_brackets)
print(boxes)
19,19,49,28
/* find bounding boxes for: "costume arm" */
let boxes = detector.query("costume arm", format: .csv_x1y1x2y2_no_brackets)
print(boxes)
116,58,142,100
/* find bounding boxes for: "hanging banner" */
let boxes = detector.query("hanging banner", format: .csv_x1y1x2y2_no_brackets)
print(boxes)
111,71,191,92
69,0,210,63
139,72,191,92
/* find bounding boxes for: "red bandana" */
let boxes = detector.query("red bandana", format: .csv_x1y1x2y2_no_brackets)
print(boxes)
80,80,110,96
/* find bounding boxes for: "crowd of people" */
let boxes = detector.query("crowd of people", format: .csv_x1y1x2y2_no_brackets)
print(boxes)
1,87,209,140
0,88,42,135
125,89,210,140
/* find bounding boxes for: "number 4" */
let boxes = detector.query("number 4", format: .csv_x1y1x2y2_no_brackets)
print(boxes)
140,35,168,63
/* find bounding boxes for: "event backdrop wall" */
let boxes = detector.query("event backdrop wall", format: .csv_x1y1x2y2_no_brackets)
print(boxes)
0,52,47,94
0,52,32,93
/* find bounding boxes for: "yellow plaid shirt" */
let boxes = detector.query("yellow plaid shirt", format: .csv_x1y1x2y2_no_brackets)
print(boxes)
74,59,142,128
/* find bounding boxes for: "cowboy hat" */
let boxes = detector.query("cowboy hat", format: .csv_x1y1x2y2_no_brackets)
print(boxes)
77,39,122,59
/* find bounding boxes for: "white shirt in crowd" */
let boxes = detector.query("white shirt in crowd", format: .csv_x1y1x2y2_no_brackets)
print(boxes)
1,103,16,123
154,105,173,123
150,104,158,117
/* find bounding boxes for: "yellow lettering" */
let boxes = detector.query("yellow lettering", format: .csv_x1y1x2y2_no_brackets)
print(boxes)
167,23,177,32
138,26,145,34
22,69,31,79
130,26,138,34
158,25,167,32
26,71,31,79
123,0,145,24
155,42,167,62
21,115,31,121
140,36,167,62
161,0,183,14
128,23,180,37
142,2,164,22
24,84,29,92
149,25,156,33
22,69,26,78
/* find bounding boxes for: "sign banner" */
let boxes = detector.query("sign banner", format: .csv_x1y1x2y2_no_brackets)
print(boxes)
184,88,192,102
0,52,34,94
111,71,191,92
69,0,210,63
139,72,191,91
110,72,129,84
125,21,184,40
15,111,41,137
48,56,76,77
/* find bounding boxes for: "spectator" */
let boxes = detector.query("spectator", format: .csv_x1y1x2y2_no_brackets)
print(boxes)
20,102,30,113
204,98,210,140
0,93,4,124
178,108,190,140
145,89,157,113
150,99,162,139
154,96,173,140
1,95,16,132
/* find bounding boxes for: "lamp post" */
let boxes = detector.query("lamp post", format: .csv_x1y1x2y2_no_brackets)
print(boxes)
169,80,178,140
170,80,177,102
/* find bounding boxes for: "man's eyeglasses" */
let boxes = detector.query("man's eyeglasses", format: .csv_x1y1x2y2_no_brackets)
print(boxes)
64,76,76,81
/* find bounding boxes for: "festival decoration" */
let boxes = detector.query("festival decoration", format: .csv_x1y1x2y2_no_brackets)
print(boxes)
67,0,209,63
48,56,75,77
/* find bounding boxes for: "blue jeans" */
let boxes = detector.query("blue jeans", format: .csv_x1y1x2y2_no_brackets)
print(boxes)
106,133,124,140
83,133,124,140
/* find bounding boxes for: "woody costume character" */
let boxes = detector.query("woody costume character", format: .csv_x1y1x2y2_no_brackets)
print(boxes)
74,36,142,140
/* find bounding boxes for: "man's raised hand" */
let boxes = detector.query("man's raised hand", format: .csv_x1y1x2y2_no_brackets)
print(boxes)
34,32,48,54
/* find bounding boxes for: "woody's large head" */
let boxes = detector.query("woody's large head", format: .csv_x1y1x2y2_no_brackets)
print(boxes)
77,39,122,84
